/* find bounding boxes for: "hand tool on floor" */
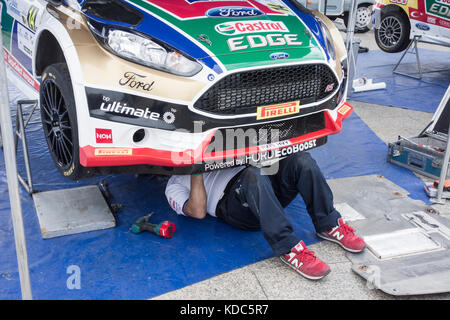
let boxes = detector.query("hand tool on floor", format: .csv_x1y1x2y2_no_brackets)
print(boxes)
130,213,175,239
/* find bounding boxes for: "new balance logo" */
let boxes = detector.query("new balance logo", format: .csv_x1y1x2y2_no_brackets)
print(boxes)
329,227,344,241
286,253,303,269
294,242,304,251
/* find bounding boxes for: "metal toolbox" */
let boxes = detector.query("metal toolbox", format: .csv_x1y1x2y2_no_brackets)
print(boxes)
388,86,450,180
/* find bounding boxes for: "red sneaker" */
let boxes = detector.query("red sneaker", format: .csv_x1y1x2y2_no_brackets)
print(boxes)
280,241,331,280
317,218,366,253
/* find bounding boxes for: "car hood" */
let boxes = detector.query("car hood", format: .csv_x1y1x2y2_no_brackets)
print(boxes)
81,0,330,73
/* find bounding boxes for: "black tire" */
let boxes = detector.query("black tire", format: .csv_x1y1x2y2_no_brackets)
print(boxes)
375,10,411,53
40,63,90,180
344,4,373,33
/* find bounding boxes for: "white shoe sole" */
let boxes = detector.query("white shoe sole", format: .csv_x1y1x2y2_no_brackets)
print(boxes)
280,257,331,281
317,233,366,253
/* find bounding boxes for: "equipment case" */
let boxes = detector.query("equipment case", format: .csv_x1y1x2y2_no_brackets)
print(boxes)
388,86,450,180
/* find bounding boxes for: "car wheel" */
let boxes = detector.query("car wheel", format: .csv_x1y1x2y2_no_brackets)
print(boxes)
343,4,373,33
355,4,373,33
375,10,411,53
40,63,91,180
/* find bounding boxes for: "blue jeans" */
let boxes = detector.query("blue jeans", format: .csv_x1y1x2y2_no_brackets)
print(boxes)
216,152,341,256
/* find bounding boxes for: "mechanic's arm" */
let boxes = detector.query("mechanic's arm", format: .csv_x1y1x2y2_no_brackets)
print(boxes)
183,175,207,219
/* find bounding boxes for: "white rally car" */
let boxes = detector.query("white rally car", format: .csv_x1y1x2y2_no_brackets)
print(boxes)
1,0,352,179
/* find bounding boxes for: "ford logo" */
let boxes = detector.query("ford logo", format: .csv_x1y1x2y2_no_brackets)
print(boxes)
416,23,430,31
270,52,290,60
206,7,266,18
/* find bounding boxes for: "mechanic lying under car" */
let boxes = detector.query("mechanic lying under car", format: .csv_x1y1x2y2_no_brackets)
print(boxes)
165,152,366,280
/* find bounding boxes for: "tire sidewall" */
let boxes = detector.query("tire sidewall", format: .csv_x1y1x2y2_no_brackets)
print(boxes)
40,63,83,180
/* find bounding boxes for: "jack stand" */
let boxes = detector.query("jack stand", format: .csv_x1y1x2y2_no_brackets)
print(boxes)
393,36,423,79
14,100,38,194
393,35,449,80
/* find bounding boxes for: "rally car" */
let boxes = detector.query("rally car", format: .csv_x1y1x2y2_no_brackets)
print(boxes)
373,0,450,52
1,0,352,180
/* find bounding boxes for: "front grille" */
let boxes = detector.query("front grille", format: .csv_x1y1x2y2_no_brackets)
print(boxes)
195,64,338,115
205,112,325,153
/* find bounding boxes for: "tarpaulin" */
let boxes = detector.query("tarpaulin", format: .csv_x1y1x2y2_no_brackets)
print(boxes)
350,49,450,113
0,81,430,300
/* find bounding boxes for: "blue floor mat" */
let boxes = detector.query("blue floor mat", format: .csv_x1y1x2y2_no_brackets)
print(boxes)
0,83,430,300
349,49,450,113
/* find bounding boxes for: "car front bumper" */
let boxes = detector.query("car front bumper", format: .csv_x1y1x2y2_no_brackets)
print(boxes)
79,102,353,175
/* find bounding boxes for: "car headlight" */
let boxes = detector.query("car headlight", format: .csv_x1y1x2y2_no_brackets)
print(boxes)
106,30,202,77
317,18,336,61
88,22,203,77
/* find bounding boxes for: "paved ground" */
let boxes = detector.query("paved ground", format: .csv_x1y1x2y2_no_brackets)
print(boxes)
153,30,450,301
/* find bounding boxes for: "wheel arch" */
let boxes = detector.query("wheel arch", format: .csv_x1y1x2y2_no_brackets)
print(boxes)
32,13,90,151
32,15,84,86
375,3,412,52
380,4,411,26
34,30,66,77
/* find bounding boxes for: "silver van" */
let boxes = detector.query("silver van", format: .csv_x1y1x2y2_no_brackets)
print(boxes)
294,0,374,32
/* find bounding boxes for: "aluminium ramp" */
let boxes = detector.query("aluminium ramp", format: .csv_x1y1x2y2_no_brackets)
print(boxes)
328,175,450,296
33,185,116,239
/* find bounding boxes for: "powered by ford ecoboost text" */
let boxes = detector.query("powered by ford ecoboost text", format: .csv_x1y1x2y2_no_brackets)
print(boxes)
1,0,352,180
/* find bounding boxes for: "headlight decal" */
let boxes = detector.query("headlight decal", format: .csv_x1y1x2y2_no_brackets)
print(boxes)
106,29,203,76
83,9,223,75
87,21,204,77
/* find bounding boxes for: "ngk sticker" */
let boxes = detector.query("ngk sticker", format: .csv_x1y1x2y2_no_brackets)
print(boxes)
215,20,289,36
96,128,113,144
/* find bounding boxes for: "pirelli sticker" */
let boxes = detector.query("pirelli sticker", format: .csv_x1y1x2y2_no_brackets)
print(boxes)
94,148,133,156
257,101,300,120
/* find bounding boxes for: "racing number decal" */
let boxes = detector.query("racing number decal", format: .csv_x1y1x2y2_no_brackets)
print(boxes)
27,6,39,31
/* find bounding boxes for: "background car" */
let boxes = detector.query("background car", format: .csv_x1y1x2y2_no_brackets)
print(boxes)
373,0,450,53
295,0,375,32
1,0,352,180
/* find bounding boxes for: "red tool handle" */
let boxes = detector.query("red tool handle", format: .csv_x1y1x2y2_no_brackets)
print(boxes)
159,221,176,239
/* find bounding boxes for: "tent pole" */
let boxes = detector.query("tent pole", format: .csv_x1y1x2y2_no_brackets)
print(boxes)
0,28,32,300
